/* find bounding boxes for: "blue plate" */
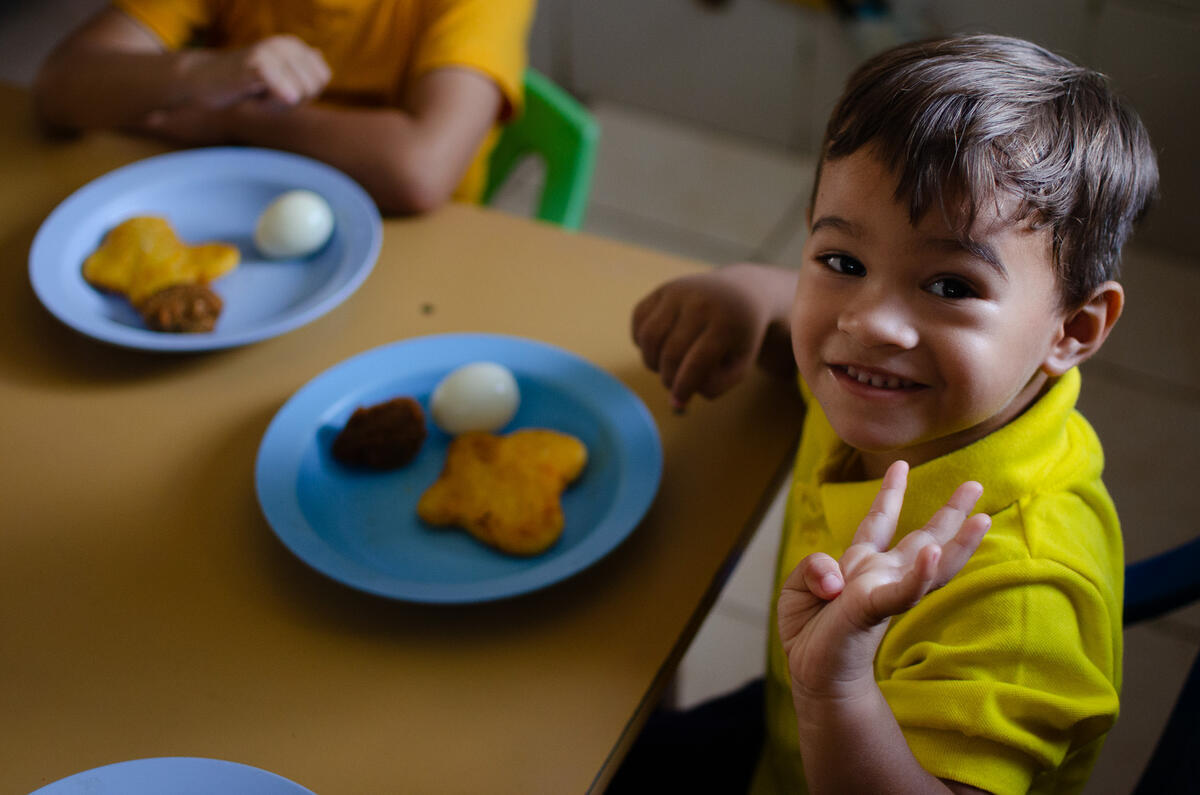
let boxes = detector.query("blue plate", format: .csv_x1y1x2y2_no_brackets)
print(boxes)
29,757,315,794
255,333,663,603
29,147,381,351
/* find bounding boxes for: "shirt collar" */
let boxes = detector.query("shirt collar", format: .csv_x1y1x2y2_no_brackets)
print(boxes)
819,368,1084,548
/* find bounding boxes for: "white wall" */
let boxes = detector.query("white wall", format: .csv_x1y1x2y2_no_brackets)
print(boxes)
529,0,1200,260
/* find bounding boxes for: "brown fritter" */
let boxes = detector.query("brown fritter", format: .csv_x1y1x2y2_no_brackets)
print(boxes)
332,397,427,469
416,429,587,556
137,283,224,333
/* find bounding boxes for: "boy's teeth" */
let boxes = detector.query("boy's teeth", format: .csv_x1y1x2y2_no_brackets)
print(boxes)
843,365,914,389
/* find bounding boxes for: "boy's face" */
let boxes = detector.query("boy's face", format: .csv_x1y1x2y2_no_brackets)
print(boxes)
791,149,1070,477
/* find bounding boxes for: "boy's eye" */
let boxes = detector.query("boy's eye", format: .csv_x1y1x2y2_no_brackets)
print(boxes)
927,277,977,299
820,254,865,276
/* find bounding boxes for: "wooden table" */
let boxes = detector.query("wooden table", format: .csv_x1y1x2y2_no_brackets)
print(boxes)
0,82,803,794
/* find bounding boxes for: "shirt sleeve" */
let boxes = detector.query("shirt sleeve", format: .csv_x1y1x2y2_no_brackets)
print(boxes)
411,0,534,120
877,557,1120,794
112,0,215,50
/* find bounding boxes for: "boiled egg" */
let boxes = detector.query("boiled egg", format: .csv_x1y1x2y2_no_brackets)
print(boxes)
430,362,520,434
254,190,335,258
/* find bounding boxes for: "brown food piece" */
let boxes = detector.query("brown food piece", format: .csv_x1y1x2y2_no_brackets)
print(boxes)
416,429,588,556
137,283,224,333
332,397,428,469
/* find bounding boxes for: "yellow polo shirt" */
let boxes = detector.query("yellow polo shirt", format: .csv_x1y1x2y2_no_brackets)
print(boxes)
754,368,1123,794
113,0,533,201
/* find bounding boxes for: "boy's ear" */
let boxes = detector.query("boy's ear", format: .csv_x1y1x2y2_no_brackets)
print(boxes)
1042,281,1125,377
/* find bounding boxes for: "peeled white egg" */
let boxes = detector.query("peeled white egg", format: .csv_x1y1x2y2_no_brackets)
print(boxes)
430,362,520,434
254,189,335,259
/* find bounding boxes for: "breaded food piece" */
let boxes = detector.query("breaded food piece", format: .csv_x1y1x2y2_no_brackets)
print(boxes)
137,283,224,333
332,397,428,469
417,429,587,556
82,216,239,305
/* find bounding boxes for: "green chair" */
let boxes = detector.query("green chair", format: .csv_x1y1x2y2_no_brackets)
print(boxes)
484,68,599,230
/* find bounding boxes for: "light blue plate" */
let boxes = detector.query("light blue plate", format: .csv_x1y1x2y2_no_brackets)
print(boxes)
255,333,663,603
29,757,315,794
29,147,381,351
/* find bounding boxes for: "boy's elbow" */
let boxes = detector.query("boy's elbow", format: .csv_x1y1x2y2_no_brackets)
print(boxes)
374,152,460,215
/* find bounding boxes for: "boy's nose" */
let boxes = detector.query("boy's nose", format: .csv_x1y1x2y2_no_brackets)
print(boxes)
836,293,919,350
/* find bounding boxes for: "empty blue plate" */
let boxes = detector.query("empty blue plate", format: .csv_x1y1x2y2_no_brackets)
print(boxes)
255,333,663,603
29,147,381,351
29,757,315,794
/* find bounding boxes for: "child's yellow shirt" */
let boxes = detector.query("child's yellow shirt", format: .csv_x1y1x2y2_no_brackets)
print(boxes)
114,0,533,201
753,367,1123,794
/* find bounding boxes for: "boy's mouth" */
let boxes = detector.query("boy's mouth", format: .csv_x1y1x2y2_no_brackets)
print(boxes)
835,364,923,391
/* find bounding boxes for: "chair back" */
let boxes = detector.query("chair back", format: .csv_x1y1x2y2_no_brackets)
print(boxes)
484,69,599,230
1124,536,1200,626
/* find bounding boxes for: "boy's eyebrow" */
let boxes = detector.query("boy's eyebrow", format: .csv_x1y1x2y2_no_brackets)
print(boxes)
928,237,1009,279
810,215,863,236
812,214,1009,279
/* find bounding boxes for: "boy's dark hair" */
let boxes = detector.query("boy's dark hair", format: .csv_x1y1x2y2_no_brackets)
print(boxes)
818,34,1158,309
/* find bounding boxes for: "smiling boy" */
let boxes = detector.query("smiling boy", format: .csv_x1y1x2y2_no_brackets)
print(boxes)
629,35,1157,794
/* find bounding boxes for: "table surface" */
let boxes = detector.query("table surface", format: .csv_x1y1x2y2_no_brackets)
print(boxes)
0,82,803,794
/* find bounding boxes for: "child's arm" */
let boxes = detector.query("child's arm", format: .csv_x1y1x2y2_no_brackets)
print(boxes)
163,67,503,214
778,461,993,795
631,263,798,409
33,8,329,130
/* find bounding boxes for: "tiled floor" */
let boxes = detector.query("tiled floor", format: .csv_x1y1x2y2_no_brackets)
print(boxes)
5,4,1198,792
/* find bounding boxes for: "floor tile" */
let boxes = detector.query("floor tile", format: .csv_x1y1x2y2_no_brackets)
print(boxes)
714,479,787,619
582,202,750,266
672,608,768,711
569,0,812,148
1077,361,1200,564
1093,244,1200,393
588,101,816,255
486,157,545,220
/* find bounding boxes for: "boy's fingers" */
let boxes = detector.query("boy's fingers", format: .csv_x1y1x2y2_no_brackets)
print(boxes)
632,295,675,373
630,291,661,350
657,309,706,393
670,328,730,405
933,512,991,585
259,61,301,104
921,481,984,545
782,552,843,600
852,460,909,549
293,49,331,99
631,290,659,337
868,544,941,621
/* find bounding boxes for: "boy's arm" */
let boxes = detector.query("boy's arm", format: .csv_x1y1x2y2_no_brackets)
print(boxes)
779,461,993,795
33,8,329,131
206,67,503,214
631,263,799,409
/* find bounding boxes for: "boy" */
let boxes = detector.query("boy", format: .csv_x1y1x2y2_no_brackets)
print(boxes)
32,0,533,214
629,35,1157,794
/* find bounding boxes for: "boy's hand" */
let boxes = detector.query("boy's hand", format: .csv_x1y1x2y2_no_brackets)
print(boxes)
180,35,331,109
631,265,779,409
141,103,236,145
777,461,990,702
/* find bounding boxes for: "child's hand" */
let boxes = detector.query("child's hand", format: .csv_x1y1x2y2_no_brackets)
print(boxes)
142,103,236,145
631,265,781,409
777,461,990,702
181,35,331,109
